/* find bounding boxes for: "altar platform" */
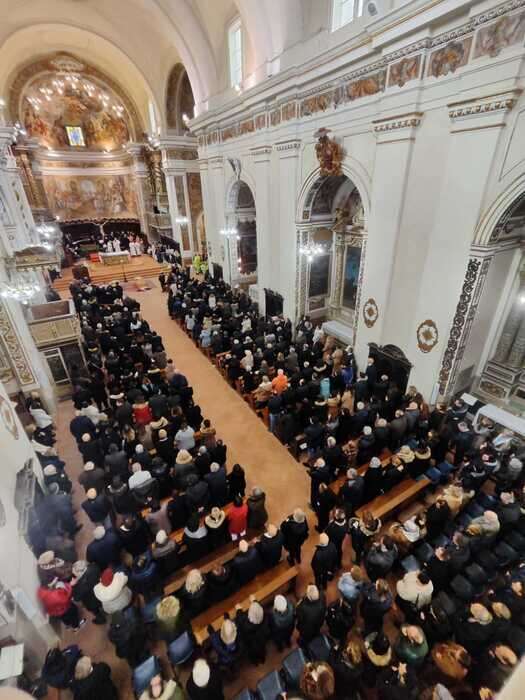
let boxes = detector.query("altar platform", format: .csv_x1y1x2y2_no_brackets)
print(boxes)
53,255,171,292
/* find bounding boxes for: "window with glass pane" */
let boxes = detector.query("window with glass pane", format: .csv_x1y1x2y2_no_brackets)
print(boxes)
333,0,355,30
228,20,243,87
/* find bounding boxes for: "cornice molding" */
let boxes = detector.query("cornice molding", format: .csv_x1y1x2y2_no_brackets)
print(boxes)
448,89,521,131
372,112,423,132
274,139,301,153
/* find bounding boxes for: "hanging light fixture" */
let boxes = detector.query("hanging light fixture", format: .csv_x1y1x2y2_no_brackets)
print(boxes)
219,227,238,237
299,242,327,263
0,273,41,303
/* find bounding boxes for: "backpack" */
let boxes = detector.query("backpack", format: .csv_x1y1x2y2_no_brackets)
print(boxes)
42,644,81,689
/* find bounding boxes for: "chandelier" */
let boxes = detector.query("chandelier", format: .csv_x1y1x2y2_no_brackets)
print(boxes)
0,275,41,303
300,242,327,263
220,227,240,239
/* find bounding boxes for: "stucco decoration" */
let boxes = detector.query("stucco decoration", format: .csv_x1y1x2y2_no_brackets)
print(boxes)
388,55,422,87
363,298,379,328
0,395,19,441
0,304,35,386
474,11,525,58
314,129,343,177
10,53,142,147
417,319,439,353
438,258,481,393
428,38,472,77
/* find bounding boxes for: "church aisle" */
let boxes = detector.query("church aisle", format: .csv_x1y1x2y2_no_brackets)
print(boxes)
137,284,311,541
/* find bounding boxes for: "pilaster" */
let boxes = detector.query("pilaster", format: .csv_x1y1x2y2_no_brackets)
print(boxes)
356,112,422,367
275,139,302,321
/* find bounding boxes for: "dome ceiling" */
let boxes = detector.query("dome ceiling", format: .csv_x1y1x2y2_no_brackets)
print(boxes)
13,53,138,151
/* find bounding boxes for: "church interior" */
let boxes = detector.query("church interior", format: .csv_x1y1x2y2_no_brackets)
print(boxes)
0,0,524,698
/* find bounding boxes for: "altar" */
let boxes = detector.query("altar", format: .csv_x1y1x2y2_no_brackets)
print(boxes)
99,251,131,266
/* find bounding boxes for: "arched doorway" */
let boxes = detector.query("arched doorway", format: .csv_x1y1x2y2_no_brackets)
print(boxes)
224,179,257,284
443,191,525,414
296,173,365,341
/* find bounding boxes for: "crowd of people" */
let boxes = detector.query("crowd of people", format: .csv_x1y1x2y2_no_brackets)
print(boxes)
24,258,525,700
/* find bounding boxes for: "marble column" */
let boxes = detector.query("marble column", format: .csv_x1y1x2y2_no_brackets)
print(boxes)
507,312,525,368
493,298,523,363
163,171,184,251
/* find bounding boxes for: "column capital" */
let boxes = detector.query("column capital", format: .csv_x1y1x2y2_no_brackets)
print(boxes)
448,90,521,132
372,112,423,143
208,155,224,170
250,144,272,163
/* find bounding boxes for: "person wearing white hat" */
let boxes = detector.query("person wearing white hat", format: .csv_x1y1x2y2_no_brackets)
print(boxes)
186,658,224,700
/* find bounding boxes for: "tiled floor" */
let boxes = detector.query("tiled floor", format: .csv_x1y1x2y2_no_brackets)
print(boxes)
53,282,351,698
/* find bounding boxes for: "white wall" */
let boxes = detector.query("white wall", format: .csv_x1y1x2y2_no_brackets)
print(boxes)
0,379,57,671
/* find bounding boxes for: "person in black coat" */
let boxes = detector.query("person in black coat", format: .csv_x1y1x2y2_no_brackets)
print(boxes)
69,412,95,443
205,463,229,506
206,563,238,603
311,533,338,590
71,560,106,624
357,427,376,466
235,599,270,665
86,526,122,569
446,531,471,574
363,456,383,502
426,547,451,591
104,443,129,480
256,524,283,569
81,489,111,526
314,482,336,533
167,489,188,530
186,658,224,700
179,569,208,619
325,509,347,569
108,611,149,669
185,474,210,512
79,433,104,468
227,463,246,498
117,515,151,557
326,597,355,644
360,579,393,636
281,508,309,565
455,603,496,656
425,498,451,541
72,657,118,700
338,469,365,517
231,540,262,586
308,458,330,506
296,585,326,646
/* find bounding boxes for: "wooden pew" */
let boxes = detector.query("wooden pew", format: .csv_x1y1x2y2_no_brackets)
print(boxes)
332,449,392,492
355,476,431,521
163,527,261,596
191,561,299,645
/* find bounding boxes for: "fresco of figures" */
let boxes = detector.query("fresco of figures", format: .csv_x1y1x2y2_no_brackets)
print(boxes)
43,174,137,221
22,76,130,150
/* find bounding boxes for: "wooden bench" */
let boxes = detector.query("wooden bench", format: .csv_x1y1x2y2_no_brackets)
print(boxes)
355,476,431,521
191,561,299,645
163,532,253,596
332,449,392,492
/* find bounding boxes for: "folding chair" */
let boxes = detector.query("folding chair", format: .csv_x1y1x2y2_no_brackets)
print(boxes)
307,634,333,662
282,647,307,688
132,656,161,697
256,670,285,700
167,631,195,667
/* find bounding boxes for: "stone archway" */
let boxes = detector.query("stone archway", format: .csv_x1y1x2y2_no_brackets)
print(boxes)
295,169,367,345
224,178,257,285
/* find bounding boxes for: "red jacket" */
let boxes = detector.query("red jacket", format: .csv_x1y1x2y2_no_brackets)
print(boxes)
38,583,72,617
133,403,152,426
228,503,248,535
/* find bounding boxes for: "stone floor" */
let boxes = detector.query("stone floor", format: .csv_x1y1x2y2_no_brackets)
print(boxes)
53,280,350,698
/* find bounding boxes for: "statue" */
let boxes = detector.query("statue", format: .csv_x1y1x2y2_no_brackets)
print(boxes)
314,128,343,177
332,207,349,233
